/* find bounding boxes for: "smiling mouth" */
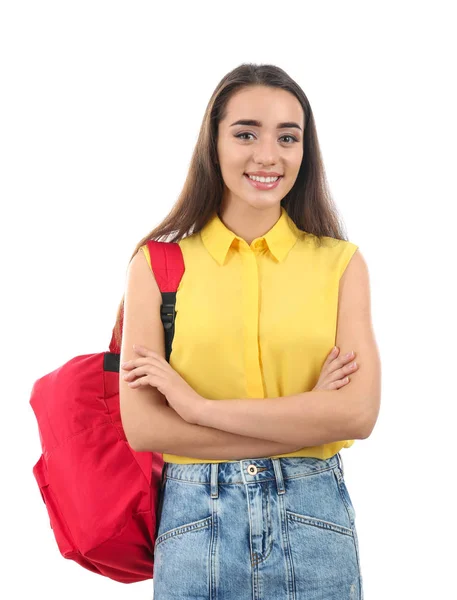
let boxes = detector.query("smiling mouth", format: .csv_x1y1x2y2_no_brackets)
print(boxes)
244,173,283,179
243,173,283,190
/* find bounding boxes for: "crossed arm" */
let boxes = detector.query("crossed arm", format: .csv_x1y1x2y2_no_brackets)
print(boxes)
133,249,381,455
194,249,381,447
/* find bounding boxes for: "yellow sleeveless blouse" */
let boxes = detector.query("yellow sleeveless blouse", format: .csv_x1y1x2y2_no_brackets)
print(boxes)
140,207,358,464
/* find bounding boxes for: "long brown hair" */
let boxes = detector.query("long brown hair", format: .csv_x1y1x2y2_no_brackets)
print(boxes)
112,62,350,349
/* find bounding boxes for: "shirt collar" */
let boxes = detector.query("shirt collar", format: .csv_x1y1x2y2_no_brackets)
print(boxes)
200,206,300,266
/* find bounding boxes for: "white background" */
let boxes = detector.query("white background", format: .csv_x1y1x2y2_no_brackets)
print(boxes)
2,1,456,598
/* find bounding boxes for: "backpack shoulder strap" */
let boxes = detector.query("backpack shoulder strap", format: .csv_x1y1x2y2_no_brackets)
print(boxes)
108,241,185,362
145,241,185,363
145,240,185,292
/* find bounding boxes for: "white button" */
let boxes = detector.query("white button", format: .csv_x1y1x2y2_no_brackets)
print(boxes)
247,464,258,475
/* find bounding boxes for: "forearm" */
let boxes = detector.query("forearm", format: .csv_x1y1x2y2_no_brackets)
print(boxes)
197,388,365,447
137,404,305,460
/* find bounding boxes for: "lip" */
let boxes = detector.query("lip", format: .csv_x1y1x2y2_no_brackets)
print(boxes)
244,173,283,190
245,171,283,177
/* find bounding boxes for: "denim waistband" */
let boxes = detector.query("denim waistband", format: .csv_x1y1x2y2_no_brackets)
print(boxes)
163,453,344,499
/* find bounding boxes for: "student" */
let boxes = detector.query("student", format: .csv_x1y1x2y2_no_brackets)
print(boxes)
118,63,380,599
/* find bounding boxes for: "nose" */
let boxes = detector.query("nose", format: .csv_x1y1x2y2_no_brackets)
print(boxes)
253,135,281,166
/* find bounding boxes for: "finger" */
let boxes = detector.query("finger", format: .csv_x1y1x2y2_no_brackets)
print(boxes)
127,375,147,387
129,374,166,395
324,346,339,365
133,348,169,370
133,346,165,362
121,360,147,370
325,362,357,384
122,361,151,379
123,357,168,375
315,378,341,391
325,376,350,390
321,347,344,376
330,351,356,372
122,357,155,370
127,373,158,387
127,365,168,382
337,361,357,380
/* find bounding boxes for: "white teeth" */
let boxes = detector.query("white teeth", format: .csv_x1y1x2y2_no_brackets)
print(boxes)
247,174,280,183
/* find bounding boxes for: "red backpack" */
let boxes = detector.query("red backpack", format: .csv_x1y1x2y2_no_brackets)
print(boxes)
30,240,185,584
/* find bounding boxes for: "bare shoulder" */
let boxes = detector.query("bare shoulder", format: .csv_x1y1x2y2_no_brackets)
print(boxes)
339,248,370,314
122,247,165,359
336,248,381,438
126,246,163,307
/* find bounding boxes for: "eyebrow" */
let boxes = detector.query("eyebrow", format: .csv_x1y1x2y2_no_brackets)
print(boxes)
229,119,303,131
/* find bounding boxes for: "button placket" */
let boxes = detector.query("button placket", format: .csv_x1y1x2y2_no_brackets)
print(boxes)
240,245,264,398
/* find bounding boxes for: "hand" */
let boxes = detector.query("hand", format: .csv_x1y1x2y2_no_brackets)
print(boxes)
121,345,207,424
312,346,359,391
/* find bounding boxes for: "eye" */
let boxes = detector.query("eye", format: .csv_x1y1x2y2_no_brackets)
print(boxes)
234,132,299,144
235,132,255,141
281,134,299,144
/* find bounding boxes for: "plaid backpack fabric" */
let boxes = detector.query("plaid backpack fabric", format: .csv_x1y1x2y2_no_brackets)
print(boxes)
30,240,185,583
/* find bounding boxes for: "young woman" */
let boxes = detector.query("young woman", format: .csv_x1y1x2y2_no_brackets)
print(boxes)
118,63,380,599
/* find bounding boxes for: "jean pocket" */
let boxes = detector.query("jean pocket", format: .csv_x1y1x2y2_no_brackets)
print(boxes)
286,509,361,596
285,468,362,596
152,478,214,596
155,514,213,548
154,477,213,547
153,486,213,596
153,514,213,597
285,468,355,536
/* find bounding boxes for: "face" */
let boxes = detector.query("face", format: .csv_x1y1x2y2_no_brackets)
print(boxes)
216,85,304,213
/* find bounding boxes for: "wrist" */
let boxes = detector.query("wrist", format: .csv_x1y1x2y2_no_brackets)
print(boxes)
194,396,210,426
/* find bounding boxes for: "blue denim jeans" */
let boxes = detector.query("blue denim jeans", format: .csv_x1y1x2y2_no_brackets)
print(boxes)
153,453,363,599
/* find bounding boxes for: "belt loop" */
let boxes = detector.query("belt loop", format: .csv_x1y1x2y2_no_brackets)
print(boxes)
271,458,286,495
337,452,344,477
210,463,219,499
